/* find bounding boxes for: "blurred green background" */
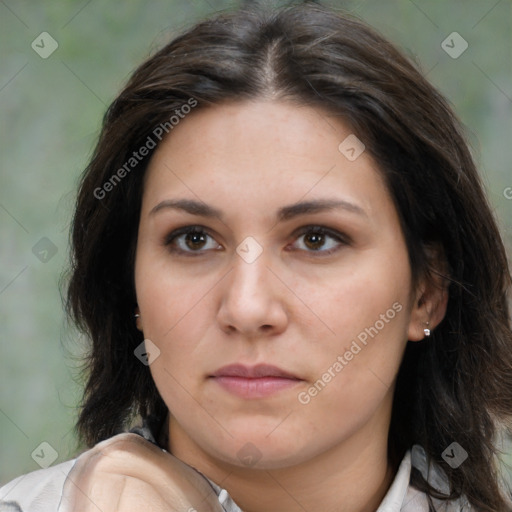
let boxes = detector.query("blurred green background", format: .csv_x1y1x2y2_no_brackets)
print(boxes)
1,0,511,485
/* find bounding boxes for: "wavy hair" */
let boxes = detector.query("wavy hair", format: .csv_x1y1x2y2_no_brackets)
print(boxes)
66,2,512,510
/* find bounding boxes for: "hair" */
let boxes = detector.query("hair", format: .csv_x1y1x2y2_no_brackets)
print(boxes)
65,2,512,510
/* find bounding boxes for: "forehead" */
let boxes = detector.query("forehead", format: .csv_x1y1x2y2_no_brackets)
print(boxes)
141,100,391,222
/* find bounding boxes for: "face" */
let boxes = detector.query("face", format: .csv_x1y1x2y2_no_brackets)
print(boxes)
134,100,424,471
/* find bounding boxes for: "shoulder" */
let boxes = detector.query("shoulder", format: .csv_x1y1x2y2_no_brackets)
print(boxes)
377,445,474,511
404,445,473,511
0,431,242,512
0,459,76,512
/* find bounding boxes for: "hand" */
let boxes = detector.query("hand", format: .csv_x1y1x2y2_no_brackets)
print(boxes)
58,433,224,512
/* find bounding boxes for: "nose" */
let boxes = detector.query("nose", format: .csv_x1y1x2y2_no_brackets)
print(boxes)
217,251,289,338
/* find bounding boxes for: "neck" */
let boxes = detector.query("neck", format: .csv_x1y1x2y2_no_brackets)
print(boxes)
167,409,397,512
222,436,394,512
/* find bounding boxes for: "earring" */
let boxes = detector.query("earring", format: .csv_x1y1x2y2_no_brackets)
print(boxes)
134,313,140,318
423,321,431,337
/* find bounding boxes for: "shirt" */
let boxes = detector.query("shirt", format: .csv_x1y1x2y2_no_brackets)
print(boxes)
0,424,470,511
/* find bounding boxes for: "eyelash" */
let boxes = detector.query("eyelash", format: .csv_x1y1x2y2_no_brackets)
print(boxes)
163,225,350,257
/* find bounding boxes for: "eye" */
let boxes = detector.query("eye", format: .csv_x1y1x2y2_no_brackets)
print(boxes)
164,226,222,254
163,225,349,256
290,226,349,255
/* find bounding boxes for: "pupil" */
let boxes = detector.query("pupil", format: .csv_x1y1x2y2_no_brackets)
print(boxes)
306,233,324,250
186,232,206,249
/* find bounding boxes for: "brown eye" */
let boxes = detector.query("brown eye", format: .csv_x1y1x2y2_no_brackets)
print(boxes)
290,226,349,256
184,231,208,250
303,232,326,250
164,226,222,254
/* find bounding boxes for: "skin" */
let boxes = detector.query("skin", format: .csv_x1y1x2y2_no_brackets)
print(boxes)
61,434,224,512
129,99,447,512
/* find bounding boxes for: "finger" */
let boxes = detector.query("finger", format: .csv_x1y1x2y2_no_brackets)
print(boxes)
59,434,223,512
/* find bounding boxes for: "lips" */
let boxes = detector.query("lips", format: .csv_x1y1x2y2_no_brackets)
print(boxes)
209,364,302,399
210,363,300,380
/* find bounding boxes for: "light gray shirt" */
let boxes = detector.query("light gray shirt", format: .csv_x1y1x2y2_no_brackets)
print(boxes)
0,434,470,511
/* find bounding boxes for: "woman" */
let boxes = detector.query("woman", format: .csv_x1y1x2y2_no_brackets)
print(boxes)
1,2,511,511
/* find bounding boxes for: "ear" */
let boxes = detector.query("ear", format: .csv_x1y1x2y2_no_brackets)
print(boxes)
135,306,143,332
407,245,450,341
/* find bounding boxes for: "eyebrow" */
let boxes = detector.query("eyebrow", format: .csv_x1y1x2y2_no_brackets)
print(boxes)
149,198,368,221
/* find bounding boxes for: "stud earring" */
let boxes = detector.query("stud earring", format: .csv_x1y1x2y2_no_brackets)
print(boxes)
134,313,140,319
424,321,431,337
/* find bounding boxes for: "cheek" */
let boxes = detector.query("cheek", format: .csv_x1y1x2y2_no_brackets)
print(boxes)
293,281,408,445
135,248,212,341
137,270,213,411
293,248,410,336
134,261,207,408
293,248,411,387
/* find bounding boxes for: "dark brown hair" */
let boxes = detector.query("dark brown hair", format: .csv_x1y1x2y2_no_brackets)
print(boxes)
66,2,512,510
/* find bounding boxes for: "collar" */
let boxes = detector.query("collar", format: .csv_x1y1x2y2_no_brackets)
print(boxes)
131,421,466,511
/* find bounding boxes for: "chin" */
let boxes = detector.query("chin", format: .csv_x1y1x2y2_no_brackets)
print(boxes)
207,429,315,470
